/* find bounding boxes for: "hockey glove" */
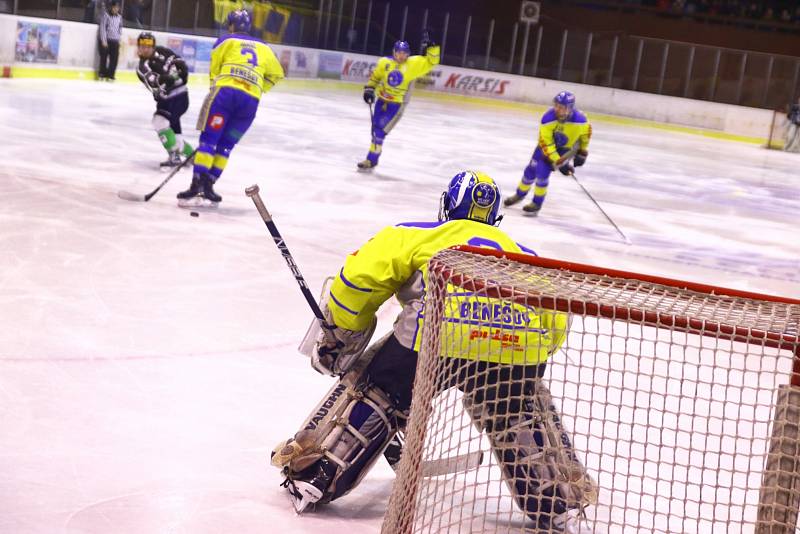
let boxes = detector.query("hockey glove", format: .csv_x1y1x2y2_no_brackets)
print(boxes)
552,156,575,176
159,66,181,89
363,86,376,105
420,29,437,55
574,150,588,167
558,162,575,176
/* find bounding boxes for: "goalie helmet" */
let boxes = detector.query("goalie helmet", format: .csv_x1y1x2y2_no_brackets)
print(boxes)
227,9,252,32
439,171,502,226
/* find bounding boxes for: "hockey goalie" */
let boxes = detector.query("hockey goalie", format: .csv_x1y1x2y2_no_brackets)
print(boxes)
270,171,598,530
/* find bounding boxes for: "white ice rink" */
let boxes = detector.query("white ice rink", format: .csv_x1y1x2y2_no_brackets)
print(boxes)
1,78,798,534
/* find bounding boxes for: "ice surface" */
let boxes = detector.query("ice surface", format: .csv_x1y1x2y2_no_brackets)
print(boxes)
0,78,797,533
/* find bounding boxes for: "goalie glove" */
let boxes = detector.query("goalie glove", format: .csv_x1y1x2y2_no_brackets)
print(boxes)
311,306,376,377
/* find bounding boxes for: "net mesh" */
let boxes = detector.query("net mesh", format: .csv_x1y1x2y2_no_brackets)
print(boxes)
382,248,800,534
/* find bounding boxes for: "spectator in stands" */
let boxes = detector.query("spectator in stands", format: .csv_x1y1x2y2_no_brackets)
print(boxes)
83,0,96,23
127,0,145,28
98,0,122,81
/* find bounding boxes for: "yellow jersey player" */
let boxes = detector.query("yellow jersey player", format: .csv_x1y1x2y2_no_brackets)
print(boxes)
505,91,592,216
177,10,284,204
271,172,596,529
357,33,440,171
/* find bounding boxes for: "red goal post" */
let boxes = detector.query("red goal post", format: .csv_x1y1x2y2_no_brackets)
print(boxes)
383,245,800,534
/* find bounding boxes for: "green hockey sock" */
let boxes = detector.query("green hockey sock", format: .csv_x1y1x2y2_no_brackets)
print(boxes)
158,128,177,153
182,141,194,157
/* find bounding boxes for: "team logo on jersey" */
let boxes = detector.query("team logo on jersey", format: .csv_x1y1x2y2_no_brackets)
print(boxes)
387,70,404,87
208,114,225,130
472,182,497,208
554,131,569,147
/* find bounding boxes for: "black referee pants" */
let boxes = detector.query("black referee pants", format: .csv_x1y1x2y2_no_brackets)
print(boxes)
98,39,120,79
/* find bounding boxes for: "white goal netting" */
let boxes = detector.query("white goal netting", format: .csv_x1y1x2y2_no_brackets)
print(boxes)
382,247,800,534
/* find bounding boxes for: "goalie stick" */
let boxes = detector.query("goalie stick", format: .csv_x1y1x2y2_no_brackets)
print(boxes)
245,184,327,323
245,184,485,476
117,150,197,202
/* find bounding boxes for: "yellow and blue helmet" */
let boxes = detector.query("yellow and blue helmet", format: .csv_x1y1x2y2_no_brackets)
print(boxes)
438,171,502,226
393,40,411,55
227,9,251,32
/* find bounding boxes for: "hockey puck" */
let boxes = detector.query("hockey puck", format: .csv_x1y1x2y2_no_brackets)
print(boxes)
190,211,199,217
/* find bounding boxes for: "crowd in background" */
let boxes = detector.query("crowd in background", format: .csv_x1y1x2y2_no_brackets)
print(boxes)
84,0,148,28
616,0,800,23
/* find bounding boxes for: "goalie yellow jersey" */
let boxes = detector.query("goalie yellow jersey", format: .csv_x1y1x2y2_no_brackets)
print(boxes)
209,33,285,100
327,219,568,365
366,45,440,103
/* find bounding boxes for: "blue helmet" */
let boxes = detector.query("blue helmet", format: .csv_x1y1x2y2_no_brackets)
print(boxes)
438,171,502,226
227,9,251,33
554,91,576,111
393,40,411,55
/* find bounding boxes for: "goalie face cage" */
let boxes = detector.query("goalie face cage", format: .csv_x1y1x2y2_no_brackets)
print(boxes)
382,246,800,534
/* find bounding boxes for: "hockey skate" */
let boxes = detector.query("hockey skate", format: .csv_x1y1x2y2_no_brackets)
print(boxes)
159,151,182,170
281,458,336,513
504,193,524,207
178,174,222,208
177,173,221,207
356,159,376,172
522,202,541,216
177,173,202,200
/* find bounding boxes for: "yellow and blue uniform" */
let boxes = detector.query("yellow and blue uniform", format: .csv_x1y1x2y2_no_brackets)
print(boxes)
327,219,567,365
362,45,440,166
366,45,440,103
194,33,285,182
515,108,592,209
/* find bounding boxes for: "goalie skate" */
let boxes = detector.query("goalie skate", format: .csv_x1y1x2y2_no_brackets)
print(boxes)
281,476,324,514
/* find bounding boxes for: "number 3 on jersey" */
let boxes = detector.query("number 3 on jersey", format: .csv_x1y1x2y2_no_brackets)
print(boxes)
240,48,258,67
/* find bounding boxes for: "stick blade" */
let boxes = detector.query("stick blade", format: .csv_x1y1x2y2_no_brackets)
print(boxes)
421,450,484,477
117,190,147,202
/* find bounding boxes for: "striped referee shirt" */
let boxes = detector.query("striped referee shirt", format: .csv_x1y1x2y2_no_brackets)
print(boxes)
99,11,122,45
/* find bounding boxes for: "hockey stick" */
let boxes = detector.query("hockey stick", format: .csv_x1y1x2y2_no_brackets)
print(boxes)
118,149,197,202
569,171,632,245
245,184,327,322
368,100,375,144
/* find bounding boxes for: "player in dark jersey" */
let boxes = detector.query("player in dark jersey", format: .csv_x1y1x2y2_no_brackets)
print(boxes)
135,32,194,169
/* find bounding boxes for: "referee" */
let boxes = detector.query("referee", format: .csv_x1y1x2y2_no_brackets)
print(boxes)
98,0,122,81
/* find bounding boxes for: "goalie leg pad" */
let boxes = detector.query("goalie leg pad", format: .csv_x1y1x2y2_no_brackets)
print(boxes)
461,364,597,524
274,335,410,506
275,382,400,504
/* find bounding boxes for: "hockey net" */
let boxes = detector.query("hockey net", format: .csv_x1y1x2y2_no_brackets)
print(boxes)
765,108,789,150
382,246,800,534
